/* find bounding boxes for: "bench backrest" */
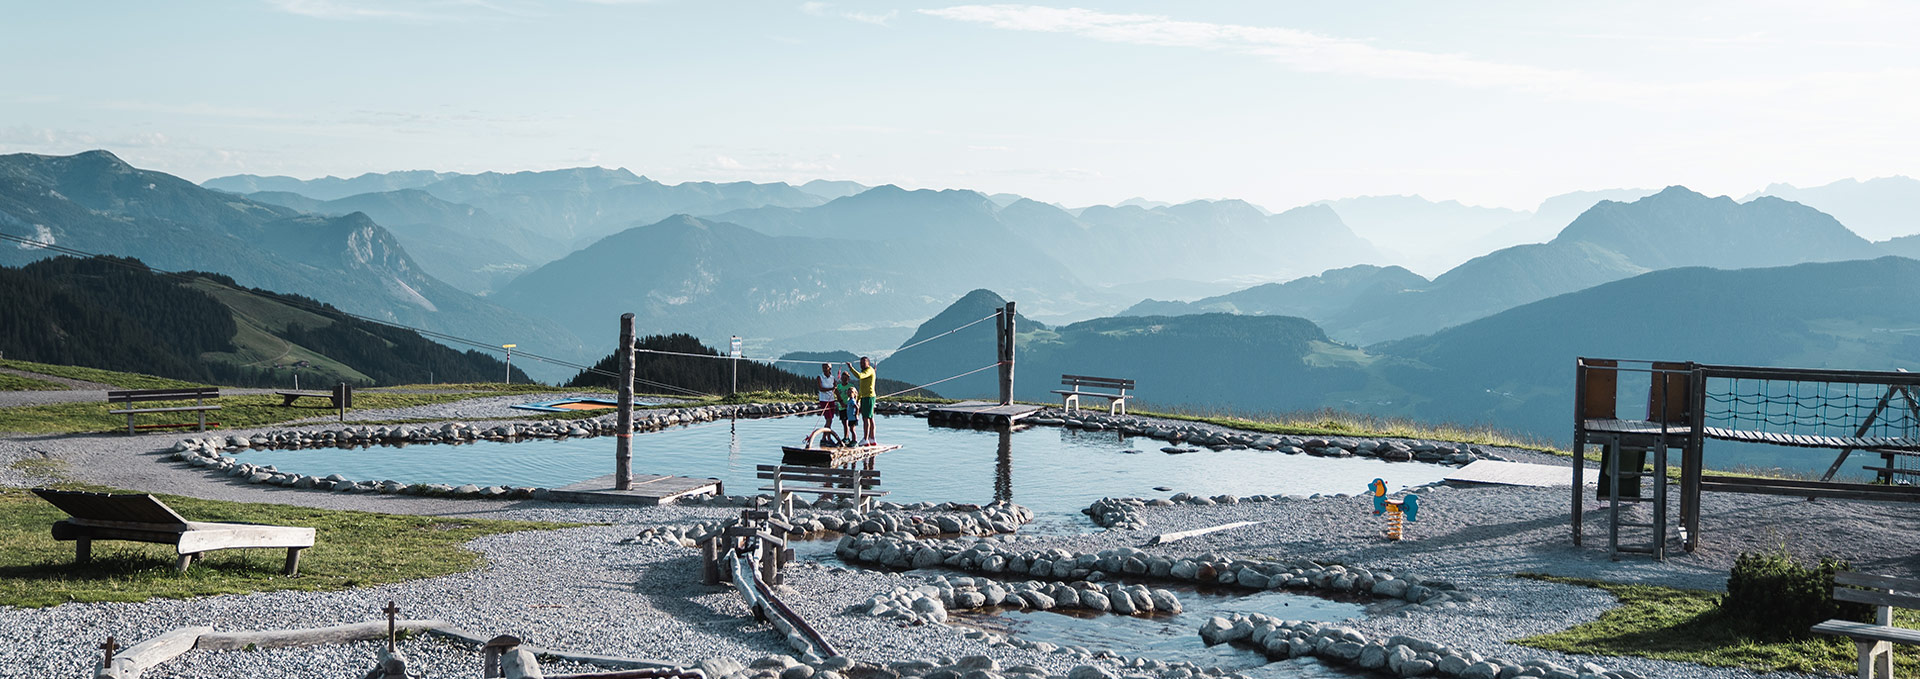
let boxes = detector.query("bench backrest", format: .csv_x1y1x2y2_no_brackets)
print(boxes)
106,387,220,404
754,464,882,488
1061,374,1134,391
1833,571,1920,624
32,488,189,527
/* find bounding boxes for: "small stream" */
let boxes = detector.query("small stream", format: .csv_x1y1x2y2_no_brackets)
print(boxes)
792,539,1371,676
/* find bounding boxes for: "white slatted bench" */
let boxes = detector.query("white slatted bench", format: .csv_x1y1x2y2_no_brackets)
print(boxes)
754,465,885,514
34,489,315,574
1053,374,1135,415
106,387,221,434
1814,571,1920,678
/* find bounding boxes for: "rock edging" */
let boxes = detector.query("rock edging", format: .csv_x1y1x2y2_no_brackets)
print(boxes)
1197,613,1640,679
837,537,1463,606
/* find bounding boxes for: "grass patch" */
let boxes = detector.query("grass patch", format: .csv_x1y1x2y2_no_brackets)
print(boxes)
0,372,63,391
0,387,567,435
0,485,578,608
1141,405,1563,453
1513,573,1915,675
0,359,204,390
8,457,70,481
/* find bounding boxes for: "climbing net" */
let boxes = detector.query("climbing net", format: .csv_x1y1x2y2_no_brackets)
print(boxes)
1703,377,1920,441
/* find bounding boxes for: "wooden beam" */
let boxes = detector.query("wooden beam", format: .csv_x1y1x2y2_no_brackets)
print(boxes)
193,619,447,651
1145,521,1261,546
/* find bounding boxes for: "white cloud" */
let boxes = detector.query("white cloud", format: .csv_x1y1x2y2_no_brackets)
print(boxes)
919,3,1920,117
921,5,1590,94
264,0,541,22
843,10,897,26
798,2,895,27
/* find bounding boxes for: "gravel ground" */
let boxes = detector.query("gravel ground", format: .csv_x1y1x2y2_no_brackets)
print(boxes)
3,400,1912,678
0,367,119,391
152,638,610,678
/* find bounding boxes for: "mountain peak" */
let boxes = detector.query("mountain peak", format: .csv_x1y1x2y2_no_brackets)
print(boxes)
72,149,130,167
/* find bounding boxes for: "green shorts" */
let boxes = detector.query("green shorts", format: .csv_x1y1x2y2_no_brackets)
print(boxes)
859,396,876,419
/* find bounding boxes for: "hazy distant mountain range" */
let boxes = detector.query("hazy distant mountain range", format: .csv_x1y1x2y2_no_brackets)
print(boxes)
0,151,582,380
1745,176,1920,242
1134,186,1889,345
897,256,1920,447
11,148,1920,445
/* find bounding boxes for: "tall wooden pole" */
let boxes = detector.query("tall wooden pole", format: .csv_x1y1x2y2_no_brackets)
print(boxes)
615,313,635,490
998,301,1016,405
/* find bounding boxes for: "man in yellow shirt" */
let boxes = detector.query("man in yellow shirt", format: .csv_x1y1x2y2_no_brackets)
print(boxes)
845,357,878,445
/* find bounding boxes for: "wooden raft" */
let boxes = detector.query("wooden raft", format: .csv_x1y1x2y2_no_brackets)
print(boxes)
780,442,901,466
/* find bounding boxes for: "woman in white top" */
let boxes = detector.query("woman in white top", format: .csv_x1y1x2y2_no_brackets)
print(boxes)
817,363,838,429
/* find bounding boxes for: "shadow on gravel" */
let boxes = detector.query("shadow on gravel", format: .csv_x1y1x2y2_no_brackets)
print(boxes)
627,550,791,655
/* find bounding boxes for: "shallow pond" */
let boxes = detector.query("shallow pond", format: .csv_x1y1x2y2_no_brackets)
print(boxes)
234,415,1453,516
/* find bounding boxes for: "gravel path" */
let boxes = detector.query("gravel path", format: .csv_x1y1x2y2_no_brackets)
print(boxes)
4,400,1914,678
0,367,118,391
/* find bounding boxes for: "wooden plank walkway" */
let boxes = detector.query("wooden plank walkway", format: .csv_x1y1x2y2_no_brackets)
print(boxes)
928,401,1045,425
1446,460,1594,487
546,474,722,506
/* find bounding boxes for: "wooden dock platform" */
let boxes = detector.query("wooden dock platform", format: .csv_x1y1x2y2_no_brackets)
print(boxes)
927,401,1045,426
1446,460,1593,487
782,443,902,467
546,474,722,506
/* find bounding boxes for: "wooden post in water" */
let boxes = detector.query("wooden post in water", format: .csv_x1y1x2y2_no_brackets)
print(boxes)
615,313,636,490
998,301,1016,406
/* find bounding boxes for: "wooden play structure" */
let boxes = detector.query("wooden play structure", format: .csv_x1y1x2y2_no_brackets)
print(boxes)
699,510,837,660
1573,358,1920,559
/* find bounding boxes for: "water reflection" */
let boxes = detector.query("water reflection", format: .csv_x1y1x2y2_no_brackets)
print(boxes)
233,415,1456,515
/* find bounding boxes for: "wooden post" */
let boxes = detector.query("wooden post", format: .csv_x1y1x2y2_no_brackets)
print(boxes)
616,313,635,491
998,301,1016,406
382,601,399,652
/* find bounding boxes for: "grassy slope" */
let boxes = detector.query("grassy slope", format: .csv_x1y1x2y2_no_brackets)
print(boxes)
1513,573,1915,676
190,281,373,382
0,358,203,390
0,384,563,435
0,485,576,608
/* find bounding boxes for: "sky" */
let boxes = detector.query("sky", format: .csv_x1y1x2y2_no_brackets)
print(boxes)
3,0,1918,211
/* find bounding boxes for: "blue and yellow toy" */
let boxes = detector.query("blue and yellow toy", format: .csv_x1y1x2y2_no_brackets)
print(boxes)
1368,478,1389,514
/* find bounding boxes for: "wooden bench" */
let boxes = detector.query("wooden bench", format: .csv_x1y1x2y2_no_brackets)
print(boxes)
1053,374,1135,415
106,387,220,434
1813,571,1920,678
755,465,885,514
33,489,315,574
275,383,353,408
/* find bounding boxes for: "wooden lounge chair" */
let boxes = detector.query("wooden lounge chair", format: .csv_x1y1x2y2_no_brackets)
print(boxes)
33,489,316,574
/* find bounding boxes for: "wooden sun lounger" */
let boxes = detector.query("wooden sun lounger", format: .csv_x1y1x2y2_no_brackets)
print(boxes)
33,489,316,574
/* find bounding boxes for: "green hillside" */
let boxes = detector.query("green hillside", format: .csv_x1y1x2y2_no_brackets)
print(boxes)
1373,256,1920,441
0,256,526,388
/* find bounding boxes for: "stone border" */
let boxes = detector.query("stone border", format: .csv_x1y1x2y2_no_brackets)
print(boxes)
857,574,1185,626
1196,613,1642,679
164,403,810,500
160,400,1512,507
626,503,1034,548
836,536,1464,608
